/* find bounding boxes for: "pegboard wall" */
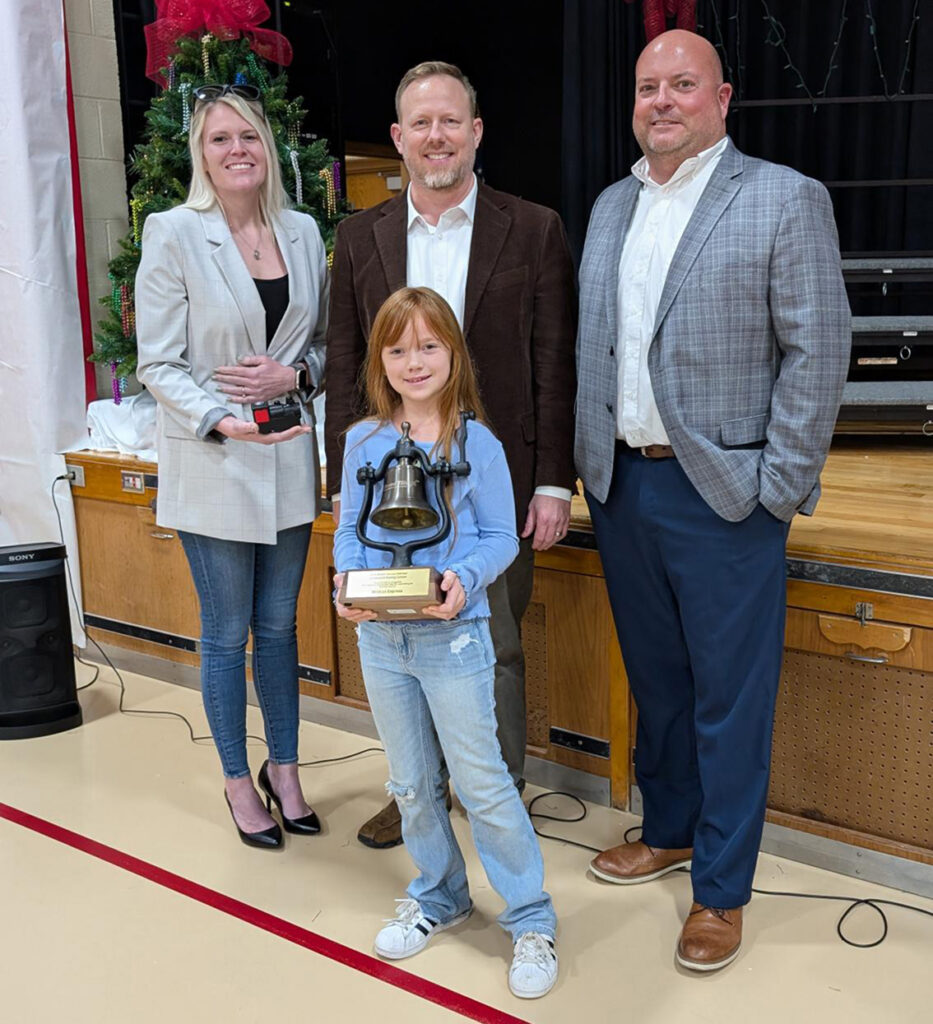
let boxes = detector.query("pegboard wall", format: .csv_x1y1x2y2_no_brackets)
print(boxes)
769,649,933,851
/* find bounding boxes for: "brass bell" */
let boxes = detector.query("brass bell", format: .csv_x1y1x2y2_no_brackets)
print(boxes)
370,457,439,530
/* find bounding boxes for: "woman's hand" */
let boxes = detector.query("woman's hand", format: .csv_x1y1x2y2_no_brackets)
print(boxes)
423,570,465,620
215,415,310,445
213,355,296,404
333,573,378,622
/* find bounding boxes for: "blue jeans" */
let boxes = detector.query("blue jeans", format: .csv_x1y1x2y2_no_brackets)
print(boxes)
179,524,311,779
357,617,556,942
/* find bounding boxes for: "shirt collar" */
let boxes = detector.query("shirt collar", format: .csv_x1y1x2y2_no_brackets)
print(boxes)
407,174,478,231
632,135,729,192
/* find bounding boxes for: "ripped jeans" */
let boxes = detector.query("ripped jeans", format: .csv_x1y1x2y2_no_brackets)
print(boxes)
357,617,556,941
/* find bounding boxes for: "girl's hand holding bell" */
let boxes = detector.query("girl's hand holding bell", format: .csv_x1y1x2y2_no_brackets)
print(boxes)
332,573,378,622
423,570,465,620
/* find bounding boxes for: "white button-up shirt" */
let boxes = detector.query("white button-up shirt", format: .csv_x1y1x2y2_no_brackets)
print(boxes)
406,176,477,327
616,136,728,445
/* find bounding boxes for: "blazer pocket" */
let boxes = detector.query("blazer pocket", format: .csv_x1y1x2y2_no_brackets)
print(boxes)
720,413,768,447
160,406,197,441
485,266,527,293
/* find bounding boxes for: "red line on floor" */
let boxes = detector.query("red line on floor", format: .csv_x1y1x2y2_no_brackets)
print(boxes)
0,801,531,1024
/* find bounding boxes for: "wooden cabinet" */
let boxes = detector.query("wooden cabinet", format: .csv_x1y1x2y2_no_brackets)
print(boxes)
304,514,629,801
67,451,629,804
72,453,200,666
68,441,933,858
769,442,933,865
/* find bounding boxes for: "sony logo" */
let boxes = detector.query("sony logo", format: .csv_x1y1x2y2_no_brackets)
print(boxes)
7,553,36,562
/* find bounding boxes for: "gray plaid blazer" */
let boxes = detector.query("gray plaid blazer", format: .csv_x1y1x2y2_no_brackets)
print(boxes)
574,140,851,522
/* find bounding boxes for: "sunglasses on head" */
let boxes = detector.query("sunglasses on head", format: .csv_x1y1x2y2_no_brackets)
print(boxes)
192,83,262,104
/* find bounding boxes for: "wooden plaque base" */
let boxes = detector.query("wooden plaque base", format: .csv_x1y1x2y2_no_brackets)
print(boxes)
338,566,443,620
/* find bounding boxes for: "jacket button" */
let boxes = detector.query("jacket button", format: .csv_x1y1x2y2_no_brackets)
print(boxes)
606,402,613,414
609,347,614,357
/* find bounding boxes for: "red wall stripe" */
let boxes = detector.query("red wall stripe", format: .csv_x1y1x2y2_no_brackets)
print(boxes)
0,801,532,1024
62,2,98,408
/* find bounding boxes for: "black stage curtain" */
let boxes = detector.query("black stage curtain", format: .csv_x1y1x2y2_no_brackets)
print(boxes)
562,0,933,261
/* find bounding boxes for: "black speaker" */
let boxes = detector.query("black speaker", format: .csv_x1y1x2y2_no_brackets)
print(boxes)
0,543,82,739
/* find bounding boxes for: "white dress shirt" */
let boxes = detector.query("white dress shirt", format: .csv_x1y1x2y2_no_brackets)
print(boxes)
616,136,728,445
406,176,478,327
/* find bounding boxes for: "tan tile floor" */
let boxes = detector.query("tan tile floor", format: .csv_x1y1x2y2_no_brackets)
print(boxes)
1,665,931,1023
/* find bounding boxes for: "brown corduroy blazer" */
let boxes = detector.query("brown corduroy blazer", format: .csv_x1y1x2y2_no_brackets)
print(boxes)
324,184,578,523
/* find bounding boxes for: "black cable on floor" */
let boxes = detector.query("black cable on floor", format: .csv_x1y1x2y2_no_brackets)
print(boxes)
52,476,384,764
50,480,933,950
525,803,933,951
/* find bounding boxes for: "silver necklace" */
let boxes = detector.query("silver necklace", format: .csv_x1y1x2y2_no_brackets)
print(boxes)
235,224,263,260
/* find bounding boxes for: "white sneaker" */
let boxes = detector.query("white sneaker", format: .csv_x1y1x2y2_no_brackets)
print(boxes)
508,932,558,998
373,898,472,960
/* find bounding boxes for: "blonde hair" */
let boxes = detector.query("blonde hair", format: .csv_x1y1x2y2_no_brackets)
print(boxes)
183,94,288,222
363,287,487,463
395,61,479,120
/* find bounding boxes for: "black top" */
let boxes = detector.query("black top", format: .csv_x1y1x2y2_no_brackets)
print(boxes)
253,274,289,346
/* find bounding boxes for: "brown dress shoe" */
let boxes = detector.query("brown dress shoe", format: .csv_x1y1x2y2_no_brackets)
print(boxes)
357,797,404,849
357,788,454,849
676,903,743,972
590,840,692,884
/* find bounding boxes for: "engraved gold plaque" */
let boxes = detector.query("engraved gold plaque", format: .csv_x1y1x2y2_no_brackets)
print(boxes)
338,566,442,620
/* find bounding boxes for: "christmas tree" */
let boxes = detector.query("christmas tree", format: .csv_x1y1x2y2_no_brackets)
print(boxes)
90,5,344,399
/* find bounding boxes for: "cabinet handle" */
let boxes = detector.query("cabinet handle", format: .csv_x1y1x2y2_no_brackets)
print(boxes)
844,652,889,665
150,531,175,540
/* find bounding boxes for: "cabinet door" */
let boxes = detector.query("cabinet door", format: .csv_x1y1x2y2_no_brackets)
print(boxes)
785,608,933,671
295,524,337,697
75,498,199,641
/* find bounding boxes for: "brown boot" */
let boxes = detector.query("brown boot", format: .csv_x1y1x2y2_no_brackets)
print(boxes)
676,903,743,972
357,798,403,849
357,787,453,849
590,840,692,884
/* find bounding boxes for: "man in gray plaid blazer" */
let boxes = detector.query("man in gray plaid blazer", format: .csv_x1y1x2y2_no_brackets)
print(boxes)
575,31,850,970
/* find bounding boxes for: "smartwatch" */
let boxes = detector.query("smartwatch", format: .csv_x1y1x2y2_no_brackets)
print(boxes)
293,362,310,392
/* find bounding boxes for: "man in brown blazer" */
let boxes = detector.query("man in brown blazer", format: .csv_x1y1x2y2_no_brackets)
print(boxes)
325,61,577,848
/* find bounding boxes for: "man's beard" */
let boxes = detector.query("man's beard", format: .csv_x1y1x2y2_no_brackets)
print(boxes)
423,165,467,189
410,151,474,191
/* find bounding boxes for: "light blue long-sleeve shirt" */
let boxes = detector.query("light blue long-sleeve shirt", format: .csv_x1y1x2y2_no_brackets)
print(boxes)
334,419,519,619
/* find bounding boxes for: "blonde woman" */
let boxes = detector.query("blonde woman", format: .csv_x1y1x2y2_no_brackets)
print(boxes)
136,84,327,848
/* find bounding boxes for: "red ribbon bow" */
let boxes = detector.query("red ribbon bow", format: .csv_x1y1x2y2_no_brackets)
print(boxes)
624,0,697,42
144,0,293,84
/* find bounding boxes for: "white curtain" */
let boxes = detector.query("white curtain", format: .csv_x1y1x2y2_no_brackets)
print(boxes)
0,1,88,644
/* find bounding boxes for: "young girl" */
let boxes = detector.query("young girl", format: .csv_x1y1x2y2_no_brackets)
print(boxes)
333,287,558,999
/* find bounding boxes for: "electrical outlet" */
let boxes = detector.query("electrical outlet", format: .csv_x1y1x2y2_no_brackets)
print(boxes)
121,471,145,493
65,464,85,487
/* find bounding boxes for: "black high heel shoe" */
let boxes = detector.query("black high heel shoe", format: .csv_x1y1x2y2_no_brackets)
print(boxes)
258,760,321,835
224,791,283,849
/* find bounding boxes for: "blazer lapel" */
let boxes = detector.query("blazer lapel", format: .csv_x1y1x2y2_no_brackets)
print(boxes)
373,194,409,295
463,186,510,337
201,207,267,354
267,216,303,356
605,180,640,343
652,142,743,336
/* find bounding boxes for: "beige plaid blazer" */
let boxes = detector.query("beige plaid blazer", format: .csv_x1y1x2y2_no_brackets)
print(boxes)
136,205,328,543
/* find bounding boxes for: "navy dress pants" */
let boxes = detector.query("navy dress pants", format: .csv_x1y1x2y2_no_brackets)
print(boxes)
587,444,790,908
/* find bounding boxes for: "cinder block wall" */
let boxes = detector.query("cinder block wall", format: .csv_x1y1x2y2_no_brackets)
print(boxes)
65,0,129,399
